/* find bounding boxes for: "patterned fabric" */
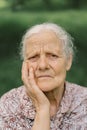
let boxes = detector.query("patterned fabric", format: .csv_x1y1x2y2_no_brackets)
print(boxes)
0,81,87,130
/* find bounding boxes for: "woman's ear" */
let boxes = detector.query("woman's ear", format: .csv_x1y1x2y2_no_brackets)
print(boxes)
66,55,73,71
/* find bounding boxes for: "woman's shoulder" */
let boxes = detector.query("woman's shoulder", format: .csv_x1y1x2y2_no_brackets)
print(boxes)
0,85,25,101
63,82,87,127
0,86,26,115
0,86,35,128
66,81,87,110
66,81,87,96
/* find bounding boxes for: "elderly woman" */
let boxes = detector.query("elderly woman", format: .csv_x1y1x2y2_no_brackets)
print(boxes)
0,23,87,130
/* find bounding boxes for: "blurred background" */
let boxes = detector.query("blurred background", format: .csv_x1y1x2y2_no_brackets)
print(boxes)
0,0,87,97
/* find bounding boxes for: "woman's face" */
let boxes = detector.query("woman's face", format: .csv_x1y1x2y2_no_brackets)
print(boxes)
24,30,72,92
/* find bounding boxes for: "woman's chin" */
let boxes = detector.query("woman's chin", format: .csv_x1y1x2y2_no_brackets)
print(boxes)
37,82,55,92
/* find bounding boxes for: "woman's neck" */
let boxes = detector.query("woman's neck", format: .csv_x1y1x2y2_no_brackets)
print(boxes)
44,83,65,117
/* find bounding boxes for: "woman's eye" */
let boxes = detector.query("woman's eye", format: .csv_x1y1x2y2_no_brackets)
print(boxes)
47,54,58,60
28,55,39,61
51,54,58,58
49,54,58,59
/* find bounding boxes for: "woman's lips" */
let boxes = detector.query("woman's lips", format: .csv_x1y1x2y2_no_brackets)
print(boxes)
37,75,53,79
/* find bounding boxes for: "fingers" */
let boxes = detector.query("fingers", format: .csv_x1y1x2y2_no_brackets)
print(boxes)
22,61,33,98
22,61,29,87
21,61,50,110
22,61,41,95
22,61,37,90
29,67,38,90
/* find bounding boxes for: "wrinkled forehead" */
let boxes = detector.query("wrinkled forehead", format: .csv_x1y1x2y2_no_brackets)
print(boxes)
25,30,63,52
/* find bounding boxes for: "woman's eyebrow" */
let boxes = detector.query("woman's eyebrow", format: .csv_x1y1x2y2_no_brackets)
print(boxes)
26,51,39,57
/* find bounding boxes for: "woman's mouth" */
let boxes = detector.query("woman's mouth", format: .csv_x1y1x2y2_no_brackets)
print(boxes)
37,75,53,79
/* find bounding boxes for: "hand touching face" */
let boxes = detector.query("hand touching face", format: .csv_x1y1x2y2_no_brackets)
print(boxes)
24,30,72,92
22,61,50,111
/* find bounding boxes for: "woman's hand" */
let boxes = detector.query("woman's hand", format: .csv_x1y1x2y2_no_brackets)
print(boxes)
22,61,50,112
22,61,50,130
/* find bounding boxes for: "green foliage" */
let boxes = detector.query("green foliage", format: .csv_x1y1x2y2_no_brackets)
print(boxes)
0,57,22,97
0,0,87,11
0,10,87,57
0,0,8,8
0,10,87,97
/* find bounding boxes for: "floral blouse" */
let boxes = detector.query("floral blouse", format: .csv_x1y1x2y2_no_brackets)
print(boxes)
0,81,87,130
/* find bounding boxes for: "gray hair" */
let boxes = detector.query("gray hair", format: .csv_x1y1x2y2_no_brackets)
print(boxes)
20,23,75,60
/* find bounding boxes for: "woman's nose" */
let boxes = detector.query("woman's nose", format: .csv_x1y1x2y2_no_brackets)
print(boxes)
38,55,49,70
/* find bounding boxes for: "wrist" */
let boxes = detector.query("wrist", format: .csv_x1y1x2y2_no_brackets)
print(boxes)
36,106,50,117
32,103,50,130
36,101,50,113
